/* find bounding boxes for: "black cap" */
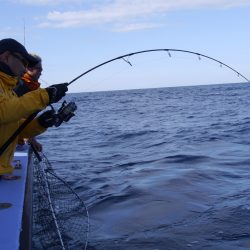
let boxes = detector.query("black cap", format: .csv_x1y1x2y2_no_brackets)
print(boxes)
0,38,38,66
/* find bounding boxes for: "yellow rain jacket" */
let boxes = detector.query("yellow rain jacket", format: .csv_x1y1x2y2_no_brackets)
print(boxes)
0,71,49,175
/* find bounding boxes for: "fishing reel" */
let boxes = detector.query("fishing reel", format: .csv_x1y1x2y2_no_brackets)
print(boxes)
54,100,77,127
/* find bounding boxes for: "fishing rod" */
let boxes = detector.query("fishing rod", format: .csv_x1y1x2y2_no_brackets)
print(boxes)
68,49,250,86
1,49,247,155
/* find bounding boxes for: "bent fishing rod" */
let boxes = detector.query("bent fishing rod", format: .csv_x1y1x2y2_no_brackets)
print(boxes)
1,48,249,156
67,48,250,86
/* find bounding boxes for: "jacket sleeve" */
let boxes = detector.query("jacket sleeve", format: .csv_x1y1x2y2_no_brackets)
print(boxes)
19,118,47,138
0,88,49,124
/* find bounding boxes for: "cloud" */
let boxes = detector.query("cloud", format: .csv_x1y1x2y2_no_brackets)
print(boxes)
10,0,82,5
113,23,162,32
36,0,250,30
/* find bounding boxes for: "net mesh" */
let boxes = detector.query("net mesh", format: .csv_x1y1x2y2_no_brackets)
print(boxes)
32,153,89,250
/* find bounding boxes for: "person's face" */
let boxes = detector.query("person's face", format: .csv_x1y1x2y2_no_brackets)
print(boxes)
7,52,28,77
27,61,42,81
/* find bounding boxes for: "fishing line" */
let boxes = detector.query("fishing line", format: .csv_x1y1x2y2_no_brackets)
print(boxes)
40,78,50,86
67,49,250,87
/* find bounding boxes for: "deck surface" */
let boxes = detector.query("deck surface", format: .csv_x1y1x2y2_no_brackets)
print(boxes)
0,147,29,250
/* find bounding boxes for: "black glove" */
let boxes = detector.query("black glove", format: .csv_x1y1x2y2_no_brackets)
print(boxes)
38,110,56,128
46,83,68,104
13,80,30,97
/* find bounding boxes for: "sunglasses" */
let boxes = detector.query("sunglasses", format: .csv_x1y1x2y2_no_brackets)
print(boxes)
11,53,29,67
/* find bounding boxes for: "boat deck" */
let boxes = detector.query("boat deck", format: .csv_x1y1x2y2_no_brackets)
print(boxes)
0,147,29,250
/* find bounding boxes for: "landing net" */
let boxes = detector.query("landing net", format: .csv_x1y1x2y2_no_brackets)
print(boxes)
32,153,89,250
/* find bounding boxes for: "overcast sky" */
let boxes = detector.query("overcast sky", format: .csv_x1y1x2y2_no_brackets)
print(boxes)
1,0,250,92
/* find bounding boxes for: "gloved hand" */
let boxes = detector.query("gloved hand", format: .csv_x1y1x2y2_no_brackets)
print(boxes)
38,110,56,128
46,83,68,104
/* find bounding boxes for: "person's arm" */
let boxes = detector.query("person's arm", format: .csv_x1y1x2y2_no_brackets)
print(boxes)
19,118,47,138
0,88,49,124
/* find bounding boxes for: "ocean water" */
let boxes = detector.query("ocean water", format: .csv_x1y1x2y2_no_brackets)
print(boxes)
39,83,250,250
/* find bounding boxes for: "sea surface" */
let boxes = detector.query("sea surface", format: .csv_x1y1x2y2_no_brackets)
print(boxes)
39,83,250,250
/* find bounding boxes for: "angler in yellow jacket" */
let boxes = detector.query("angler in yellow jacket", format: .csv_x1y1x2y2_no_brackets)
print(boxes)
0,38,68,177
